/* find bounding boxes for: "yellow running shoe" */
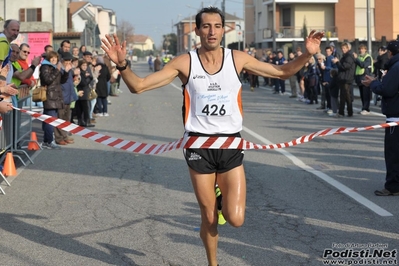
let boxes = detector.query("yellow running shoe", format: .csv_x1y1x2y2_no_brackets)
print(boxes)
218,210,226,225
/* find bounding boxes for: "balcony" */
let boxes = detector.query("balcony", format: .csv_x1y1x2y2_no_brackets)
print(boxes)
262,26,337,40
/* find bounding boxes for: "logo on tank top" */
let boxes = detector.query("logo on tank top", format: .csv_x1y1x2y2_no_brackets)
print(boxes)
208,82,221,91
193,74,206,79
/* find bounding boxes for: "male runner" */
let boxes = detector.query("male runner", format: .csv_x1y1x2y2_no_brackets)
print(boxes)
101,6,323,266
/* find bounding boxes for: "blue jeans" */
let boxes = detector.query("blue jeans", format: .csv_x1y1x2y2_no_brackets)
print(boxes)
90,98,96,119
96,97,108,114
42,109,57,143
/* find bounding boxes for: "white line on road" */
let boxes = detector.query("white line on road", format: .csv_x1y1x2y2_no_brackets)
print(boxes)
170,82,393,217
243,126,393,217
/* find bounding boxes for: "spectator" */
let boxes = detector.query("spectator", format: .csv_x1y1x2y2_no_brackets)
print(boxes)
76,59,94,127
58,40,71,54
0,20,20,106
329,69,339,117
148,55,153,71
295,50,306,101
154,55,162,72
304,56,319,104
71,46,79,59
39,51,69,149
287,52,298,98
54,52,78,145
0,71,18,113
332,42,356,117
70,67,83,123
319,46,336,113
82,51,98,120
248,50,259,91
12,43,41,89
94,56,110,116
273,51,286,95
363,40,399,196
109,63,119,96
315,53,328,110
374,46,389,81
78,45,87,58
354,44,373,115
44,45,53,54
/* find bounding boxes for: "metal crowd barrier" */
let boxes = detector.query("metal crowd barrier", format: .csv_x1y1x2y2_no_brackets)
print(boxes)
0,85,37,194
12,86,35,165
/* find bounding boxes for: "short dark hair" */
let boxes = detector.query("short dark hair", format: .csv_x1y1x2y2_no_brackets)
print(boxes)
195,6,225,29
387,40,399,56
20,43,29,50
3,19,19,29
44,45,53,52
60,40,71,48
330,68,338,77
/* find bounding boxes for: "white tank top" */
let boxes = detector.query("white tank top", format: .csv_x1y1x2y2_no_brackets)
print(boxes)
182,48,243,134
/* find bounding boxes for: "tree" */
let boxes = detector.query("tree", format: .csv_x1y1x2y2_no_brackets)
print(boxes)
117,19,134,42
162,33,177,55
302,17,308,41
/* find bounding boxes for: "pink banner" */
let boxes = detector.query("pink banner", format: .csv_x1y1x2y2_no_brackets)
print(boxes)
27,33,52,63
13,32,52,64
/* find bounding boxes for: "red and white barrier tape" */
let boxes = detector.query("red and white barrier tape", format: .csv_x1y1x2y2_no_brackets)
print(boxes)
14,107,399,155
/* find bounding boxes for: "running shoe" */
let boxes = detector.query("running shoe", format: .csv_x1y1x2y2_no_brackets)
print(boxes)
215,185,226,225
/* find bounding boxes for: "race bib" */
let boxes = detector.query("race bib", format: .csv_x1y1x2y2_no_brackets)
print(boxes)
195,91,232,116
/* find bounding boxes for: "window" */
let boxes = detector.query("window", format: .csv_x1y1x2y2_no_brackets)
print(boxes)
282,8,291,27
19,8,42,22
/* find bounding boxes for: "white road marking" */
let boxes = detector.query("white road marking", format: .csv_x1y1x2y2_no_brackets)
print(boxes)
243,126,393,217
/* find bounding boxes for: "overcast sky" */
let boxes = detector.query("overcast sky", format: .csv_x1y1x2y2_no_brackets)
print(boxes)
87,0,243,46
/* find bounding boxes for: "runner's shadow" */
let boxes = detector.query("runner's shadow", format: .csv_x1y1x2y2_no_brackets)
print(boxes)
0,213,143,265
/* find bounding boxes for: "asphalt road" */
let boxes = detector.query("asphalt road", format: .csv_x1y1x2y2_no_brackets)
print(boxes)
0,62,397,266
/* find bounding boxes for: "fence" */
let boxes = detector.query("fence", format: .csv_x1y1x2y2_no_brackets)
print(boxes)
0,86,37,194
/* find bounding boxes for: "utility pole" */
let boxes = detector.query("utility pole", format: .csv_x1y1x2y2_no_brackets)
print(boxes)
243,0,246,50
222,0,226,47
366,0,372,55
272,0,276,51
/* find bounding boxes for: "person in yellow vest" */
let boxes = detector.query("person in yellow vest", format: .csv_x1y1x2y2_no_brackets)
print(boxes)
354,44,373,115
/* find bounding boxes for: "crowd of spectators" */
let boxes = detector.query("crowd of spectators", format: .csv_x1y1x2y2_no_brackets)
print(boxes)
242,41,391,118
0,19,123,149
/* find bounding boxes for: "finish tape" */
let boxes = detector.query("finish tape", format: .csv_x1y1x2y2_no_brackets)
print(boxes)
14,107,398,154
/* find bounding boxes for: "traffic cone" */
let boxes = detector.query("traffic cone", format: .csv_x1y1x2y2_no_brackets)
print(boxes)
2,152,17,177
28,131,40,151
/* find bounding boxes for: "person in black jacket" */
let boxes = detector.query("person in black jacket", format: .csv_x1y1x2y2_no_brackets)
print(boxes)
94,56,111,116
39,51,69,149
332,42,356,117
374,46,389,81
76,59,94,127
363,40,399,196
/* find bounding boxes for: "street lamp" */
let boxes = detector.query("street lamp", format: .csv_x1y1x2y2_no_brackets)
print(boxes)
186,5,197,51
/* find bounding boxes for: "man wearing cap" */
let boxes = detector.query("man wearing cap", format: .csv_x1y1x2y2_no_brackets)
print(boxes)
363,40,399,196
54,51,78,145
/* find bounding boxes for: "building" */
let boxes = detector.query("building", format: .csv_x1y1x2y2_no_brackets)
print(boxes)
0,0,117,56
69,1,117,51
130,35,155,53
246,0,399,54
175,12,245,55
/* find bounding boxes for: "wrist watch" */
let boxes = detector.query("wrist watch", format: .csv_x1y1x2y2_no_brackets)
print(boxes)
116,59,128,71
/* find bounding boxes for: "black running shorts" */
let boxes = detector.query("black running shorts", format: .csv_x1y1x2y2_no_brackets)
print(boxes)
183,132,244,174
